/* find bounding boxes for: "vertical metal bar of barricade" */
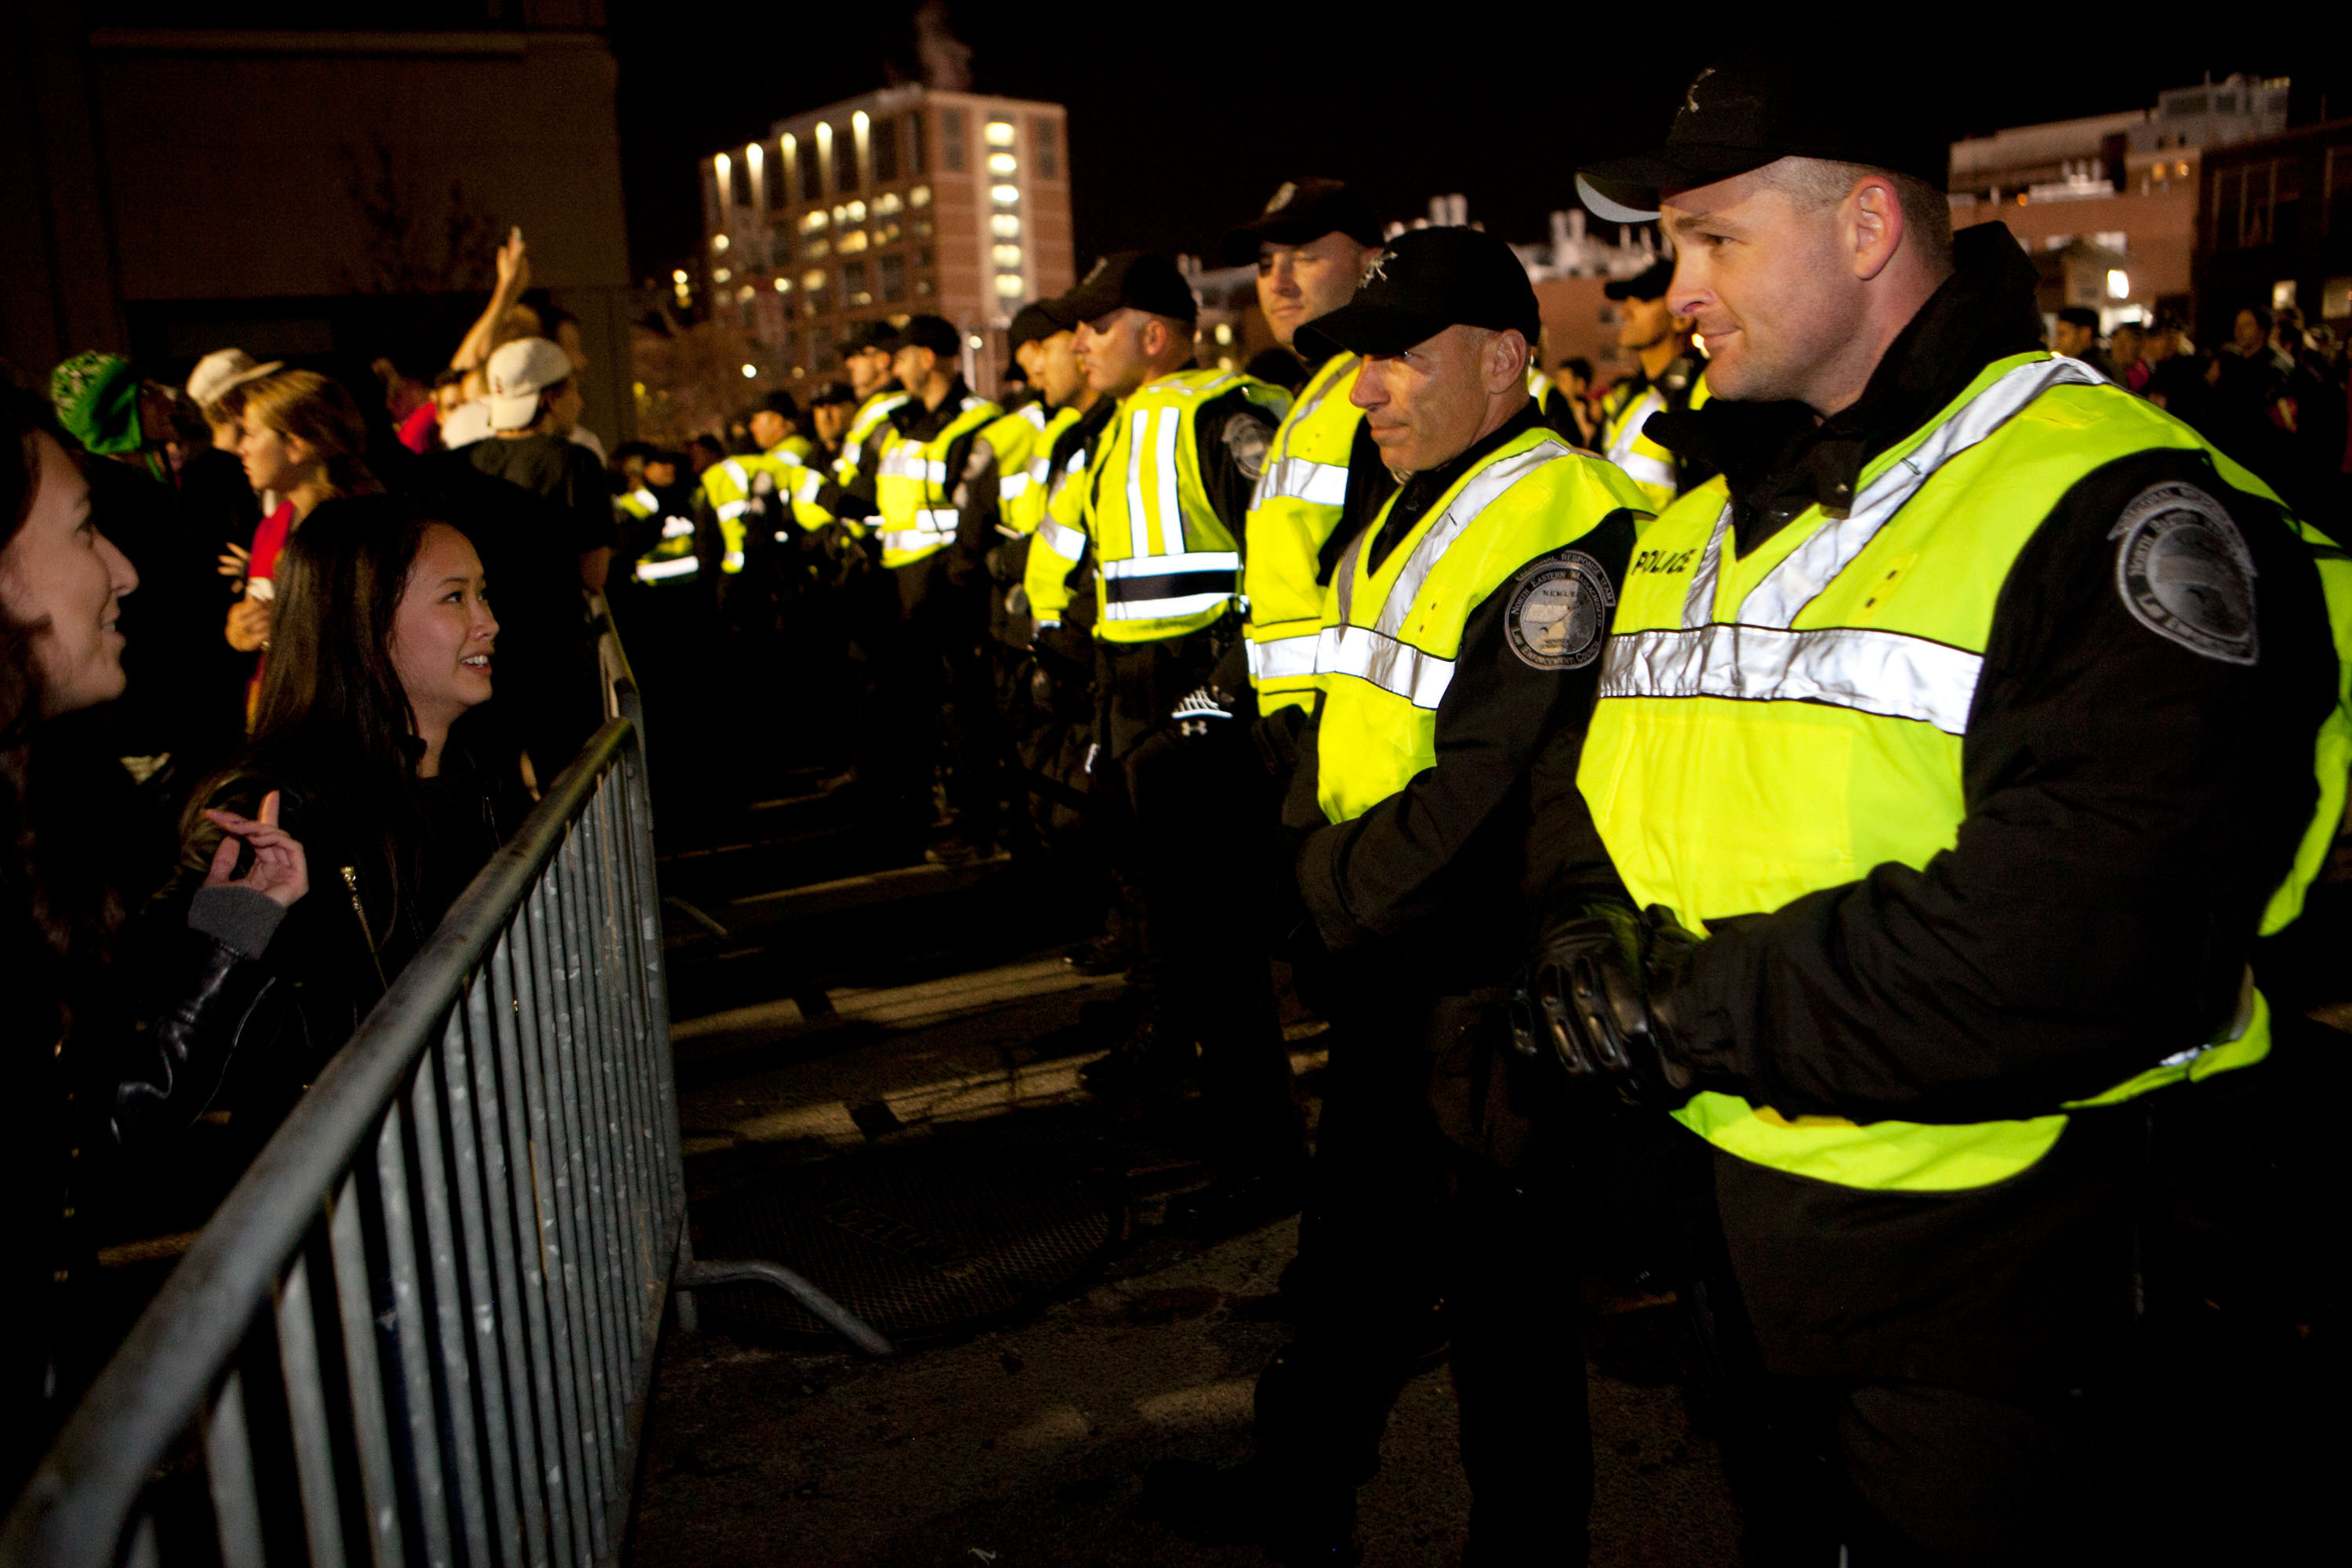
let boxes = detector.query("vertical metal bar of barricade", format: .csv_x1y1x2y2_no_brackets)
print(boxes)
517,874,604,1557
602,763,668,1342
327,1167,404,1568
274,1248,352,1568
488,925,583,1567
441,998,528,1568
408,1046,493,1567
587,783,655,1352
554,826,630,1450
374,1102,457,1566
617,725,695,1331
201,1369,265,1568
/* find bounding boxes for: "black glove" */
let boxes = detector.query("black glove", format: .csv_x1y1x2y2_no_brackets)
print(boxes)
1512,903,1704,1108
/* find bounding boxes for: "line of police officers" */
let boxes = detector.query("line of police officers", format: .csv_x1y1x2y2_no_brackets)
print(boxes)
619,54,2350,1567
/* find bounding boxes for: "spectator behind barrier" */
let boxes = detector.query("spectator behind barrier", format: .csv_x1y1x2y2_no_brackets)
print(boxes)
0,387,311,1494
166,502,524,1168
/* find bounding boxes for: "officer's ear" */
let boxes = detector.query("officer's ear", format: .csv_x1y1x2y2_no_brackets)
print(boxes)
1484,328,1530,394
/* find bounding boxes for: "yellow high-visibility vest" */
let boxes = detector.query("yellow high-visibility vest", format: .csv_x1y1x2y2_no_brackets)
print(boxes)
1245,351,1363,713
873,394,1001,568
1580,351,2352,1192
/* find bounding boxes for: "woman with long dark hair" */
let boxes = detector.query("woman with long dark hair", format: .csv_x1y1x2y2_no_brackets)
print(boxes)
1,387,310,1493
163,499,524,1138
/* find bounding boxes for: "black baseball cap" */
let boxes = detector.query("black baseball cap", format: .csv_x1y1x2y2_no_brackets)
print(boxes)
1577,54,1949,224
1006,301,1061,354
808,379,858,408
895,314,963,357
1220,178,1385,266
1296,227,1541,360
753,389,801,419
841,320,899,355
1062,251,1198,327
1602,257,1675,302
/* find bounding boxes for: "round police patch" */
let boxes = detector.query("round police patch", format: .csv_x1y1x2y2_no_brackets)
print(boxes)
1221,412,1272,481
2108,482,2258,666
1506,550,1613,671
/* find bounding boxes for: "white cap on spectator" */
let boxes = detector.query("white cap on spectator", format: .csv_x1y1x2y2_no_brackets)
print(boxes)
441,399,495,449
485,337,572,431
186,348,282,412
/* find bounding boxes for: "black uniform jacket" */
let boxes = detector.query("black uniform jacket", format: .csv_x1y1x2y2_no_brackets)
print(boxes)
1640,220,2341,1391
1284,403,1641,996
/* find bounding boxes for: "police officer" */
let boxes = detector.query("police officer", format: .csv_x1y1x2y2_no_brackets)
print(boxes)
1046,252,1306,1218
804,379,861,470
1546,55,2349,1562
1155,225,1653,1564
959,303,1068,551
811,315,1004,854
1221,177,1388,717
1595,256,1711,508
833,320,909,488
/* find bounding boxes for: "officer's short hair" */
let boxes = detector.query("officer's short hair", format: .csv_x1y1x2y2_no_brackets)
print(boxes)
2056,307,2100,332
1766,157,1954,274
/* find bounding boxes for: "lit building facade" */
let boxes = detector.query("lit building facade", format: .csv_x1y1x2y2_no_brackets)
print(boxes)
697,86,1073,396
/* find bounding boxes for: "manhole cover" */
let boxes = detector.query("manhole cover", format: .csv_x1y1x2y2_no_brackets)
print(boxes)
689,1149,1121,1340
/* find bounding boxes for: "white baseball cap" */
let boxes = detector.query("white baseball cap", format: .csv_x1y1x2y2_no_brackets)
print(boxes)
186,348,283,412
441,399,495,449
485,337,573,431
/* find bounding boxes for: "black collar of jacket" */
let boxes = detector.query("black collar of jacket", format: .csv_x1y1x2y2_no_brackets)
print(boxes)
1646,223,2044,529
1368,401,1548,574
890,376,973,439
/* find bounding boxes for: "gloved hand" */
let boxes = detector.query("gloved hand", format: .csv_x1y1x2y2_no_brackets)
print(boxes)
1170,684,1237,739
1512,903,1704,1107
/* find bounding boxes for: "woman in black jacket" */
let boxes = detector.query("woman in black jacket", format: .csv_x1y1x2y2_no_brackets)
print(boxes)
162,496,528,1152
1,389,309,1494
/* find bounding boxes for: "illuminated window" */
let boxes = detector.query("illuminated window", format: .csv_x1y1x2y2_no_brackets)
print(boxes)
832,205,849,223
801,209,829,233
738,284,755,301
847,200,867,222
713,267,732,283
991,184,1020,206
773,277,791,292
991,213,1021,238
993,244,1023,267
913,219,934,239
985,121,1016,147
806,238,829,261
915,276,935,297
803,269,827,290
995,274,1025,298
838,230,868,252
1214,322,1233,345
875,192,902,216
876,221,901,245
988,152,1018,176
909,184,931,208
815,121,834,194
712,233,730,252
845,261,871,307
671,268,688,285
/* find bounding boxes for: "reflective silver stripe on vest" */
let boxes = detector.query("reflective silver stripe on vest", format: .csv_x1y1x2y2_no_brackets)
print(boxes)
659,516,694,539
722,459,750,491
1316,437,1572,708
1029,453,1054,488
1120,405,1185,561
1736,357,2104,627
880,531,949,556
999,471,1032,499
1254,455,1350,507
1037,515,1087,562
715,499,748,521
1606,387,1663,466
635,556,699,583
1600,623,1981,736
1246,632,1321,682
1102,550,1239,578
1099,550,1240,621
629,488,659,511
1615,448,1676,494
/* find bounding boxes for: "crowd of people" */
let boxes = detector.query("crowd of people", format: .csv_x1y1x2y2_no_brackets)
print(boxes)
5,50,2348,1566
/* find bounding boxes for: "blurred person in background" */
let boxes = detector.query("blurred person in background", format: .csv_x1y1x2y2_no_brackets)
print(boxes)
185,350,277,588
2108,321,2147,393
223,372,380,723
1551,356,1599,445
685,433,725,477
806,382,860,468
2053,306,2111,375
164,503,521,1180
418,336,608,780
2,388,313,1494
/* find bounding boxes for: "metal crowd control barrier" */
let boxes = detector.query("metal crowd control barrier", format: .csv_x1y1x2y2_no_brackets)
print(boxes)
2,702,887,1566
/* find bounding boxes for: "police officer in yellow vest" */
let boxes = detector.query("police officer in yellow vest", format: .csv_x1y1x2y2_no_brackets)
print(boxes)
1596,256,1712,509
1152,224,1656,1565
1544,56,2349,1563
1223,178,1388,718
811,314,1005,854
1055,252,1307,1218
833,321,909,489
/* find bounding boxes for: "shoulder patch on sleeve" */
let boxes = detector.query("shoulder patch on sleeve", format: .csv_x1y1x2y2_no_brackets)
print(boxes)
2107,481,2258,666
1505,548,1614,671
1221,411,1272,481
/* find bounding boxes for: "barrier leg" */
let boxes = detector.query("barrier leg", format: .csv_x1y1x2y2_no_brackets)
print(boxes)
672,1256,896,1357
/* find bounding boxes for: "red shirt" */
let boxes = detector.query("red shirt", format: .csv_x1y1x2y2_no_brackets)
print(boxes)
398,401,439,455
249,499,295,586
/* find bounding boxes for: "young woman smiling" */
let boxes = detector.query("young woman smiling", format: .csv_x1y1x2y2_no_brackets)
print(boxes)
1,389,310,1491
165,503,524,1152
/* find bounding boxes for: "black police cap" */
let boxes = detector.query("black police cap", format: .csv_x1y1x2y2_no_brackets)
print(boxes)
1602,256,1675,302
755,388,801,419
1062,251,1198,328
895,314,963,358
1577,53,1950,224
1295,227,1541,360
1220,178,1385,267
841,320,899,355
808,379,858,408
1006,301,1061,354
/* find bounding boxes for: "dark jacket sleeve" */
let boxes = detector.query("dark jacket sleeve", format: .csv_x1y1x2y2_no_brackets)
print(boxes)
1294,512,1639,953
815,426,888,521
1195,390,1277,538
1671,449,2341,1123
954,437,1003,557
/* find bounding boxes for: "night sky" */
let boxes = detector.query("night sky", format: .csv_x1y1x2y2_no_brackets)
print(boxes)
605,4,2338,280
